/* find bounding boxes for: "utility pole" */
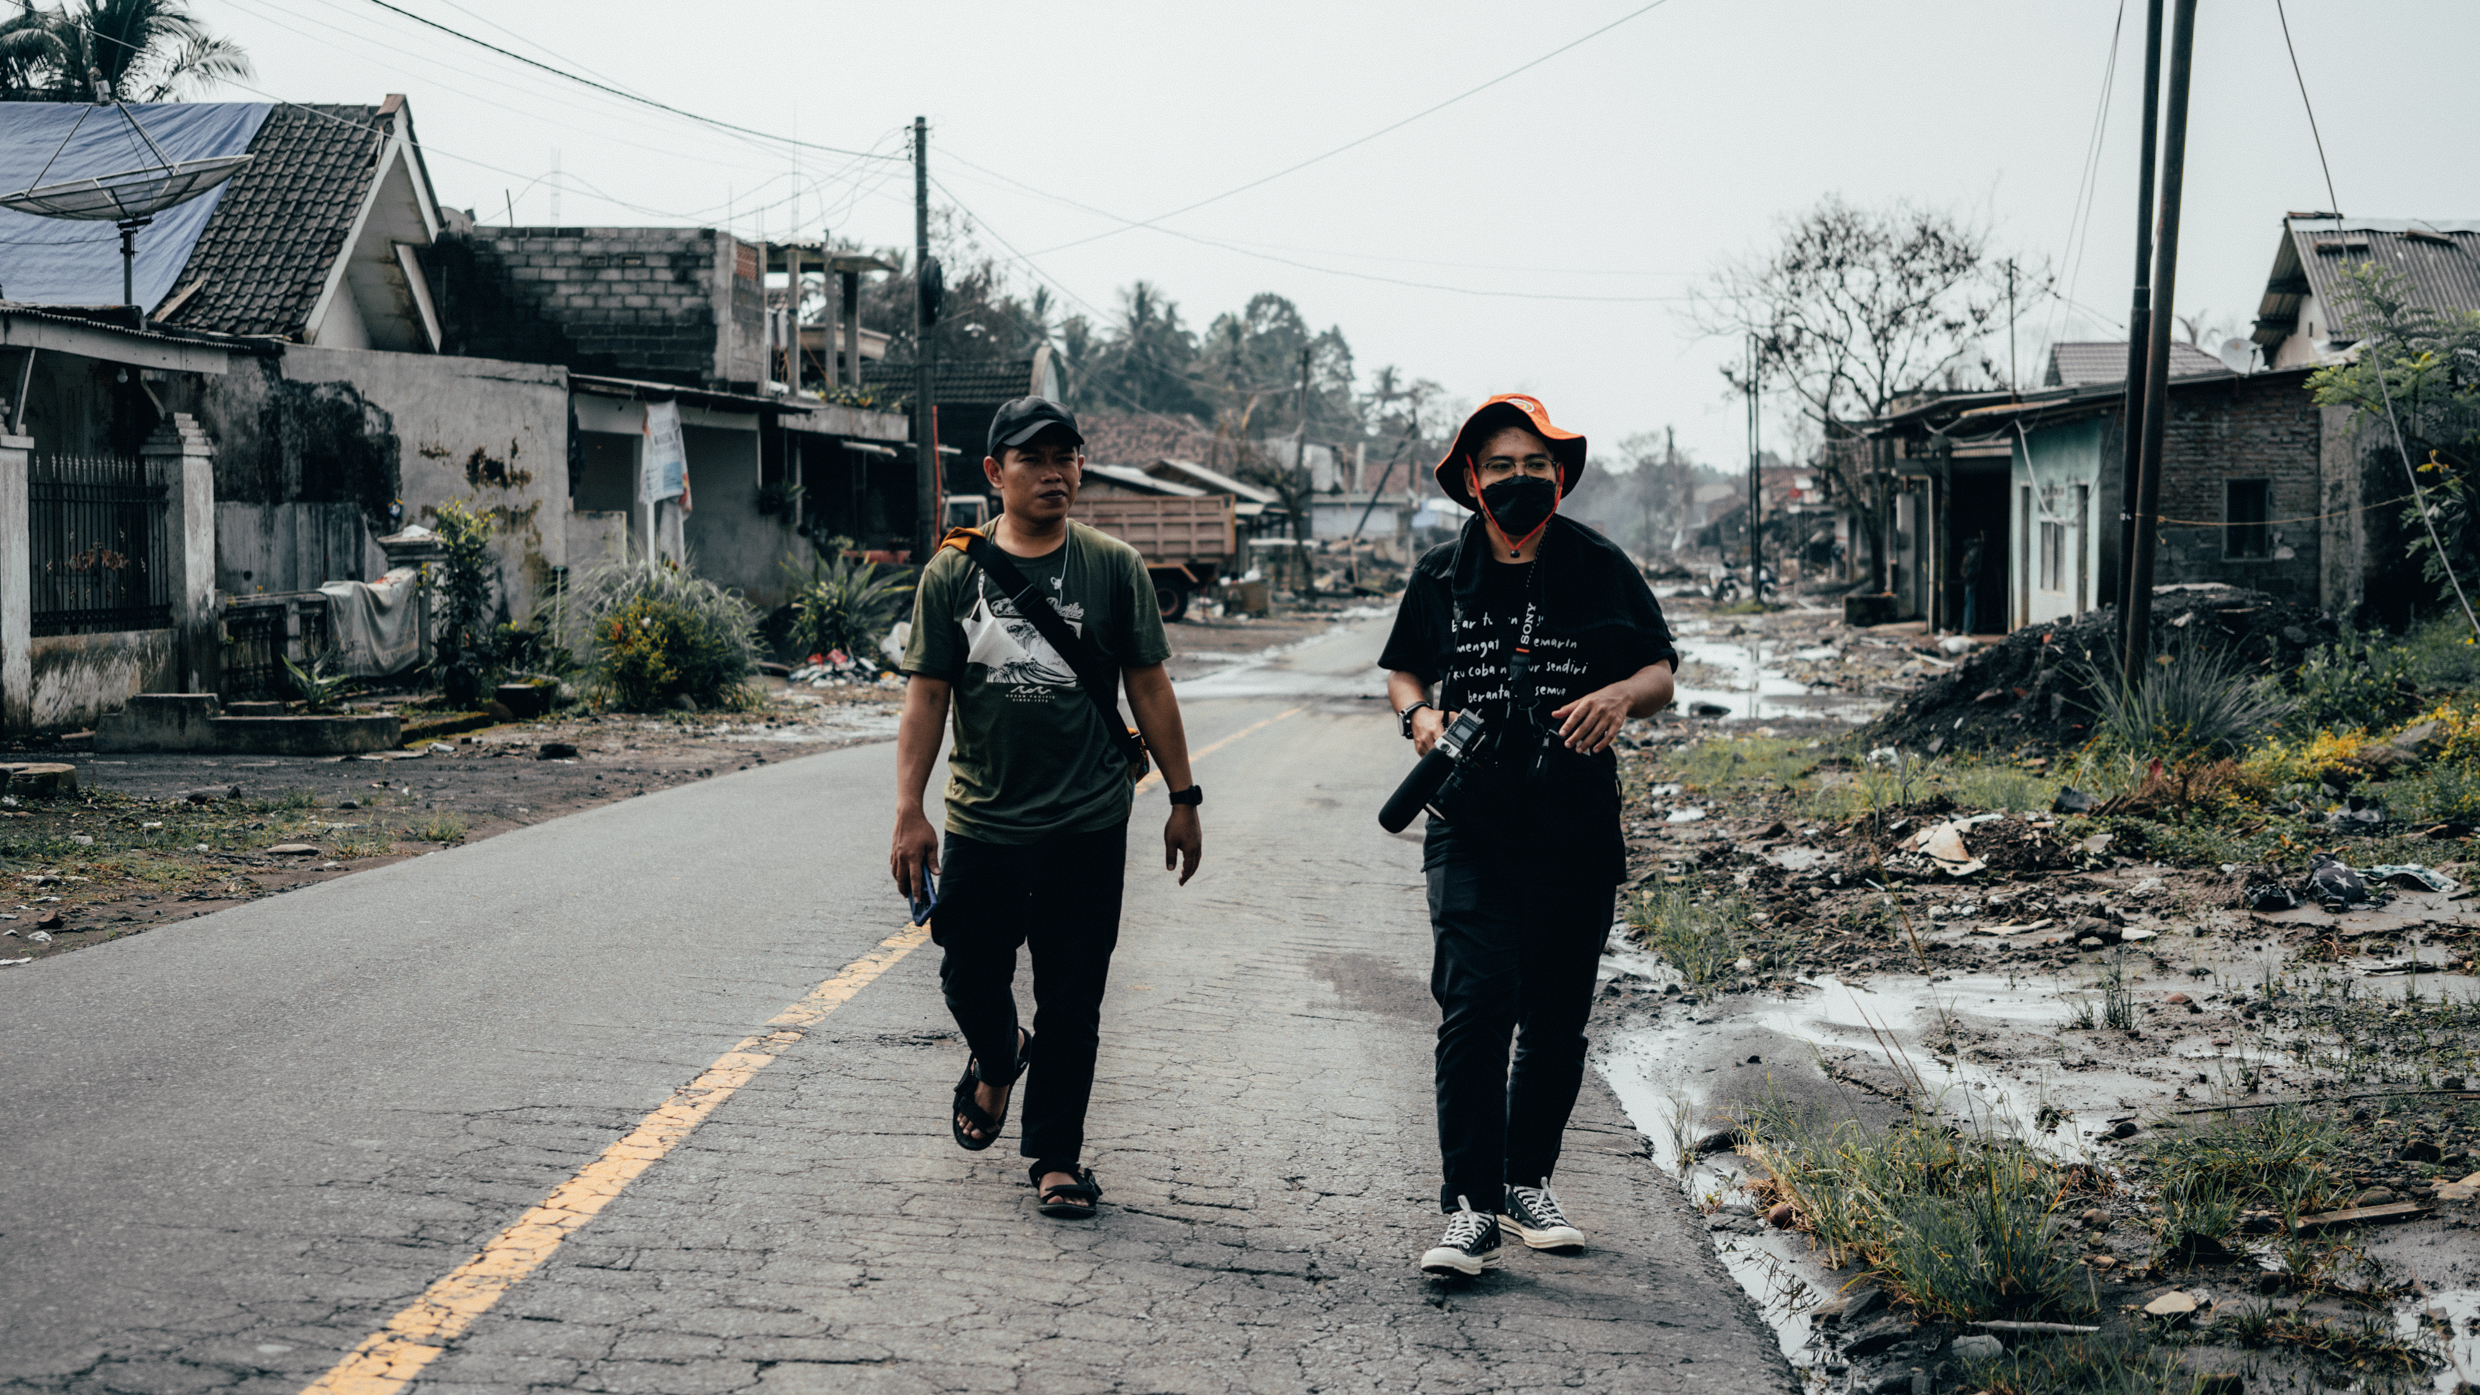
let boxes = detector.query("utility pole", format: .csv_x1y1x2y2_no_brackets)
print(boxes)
2115,0,2167,650
1746,335,1762,600
912,116,936,563
1294,345,1313,547
2119,0,2198,687
2005,258,2019,396
1669,424,1685,554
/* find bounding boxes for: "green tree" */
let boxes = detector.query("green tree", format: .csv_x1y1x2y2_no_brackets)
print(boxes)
2309,260,2480,613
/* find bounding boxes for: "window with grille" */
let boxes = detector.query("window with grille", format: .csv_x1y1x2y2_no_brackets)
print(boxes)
2226,479,2271,559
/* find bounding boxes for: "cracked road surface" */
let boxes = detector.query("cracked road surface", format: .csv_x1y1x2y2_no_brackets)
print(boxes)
1,616,1789,1395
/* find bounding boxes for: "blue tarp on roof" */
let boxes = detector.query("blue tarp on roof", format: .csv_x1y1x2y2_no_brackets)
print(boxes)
0,102,270,310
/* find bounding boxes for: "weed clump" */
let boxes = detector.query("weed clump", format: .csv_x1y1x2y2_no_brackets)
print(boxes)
1628,888,1743,988
785,546,909,663
1960,1333,2208,1395
1746,1106,2089,1323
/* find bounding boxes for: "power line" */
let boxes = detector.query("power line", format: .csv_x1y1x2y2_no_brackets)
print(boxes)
2274,0,2341,218
355,0,900,162
1032,0,1683,257
937,161,1690,304
2044,0,2126,356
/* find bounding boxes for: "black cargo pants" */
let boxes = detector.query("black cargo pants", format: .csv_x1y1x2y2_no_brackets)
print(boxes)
1424,843,1615,1213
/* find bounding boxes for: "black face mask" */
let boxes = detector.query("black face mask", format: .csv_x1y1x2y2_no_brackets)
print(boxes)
1479,474,1559,549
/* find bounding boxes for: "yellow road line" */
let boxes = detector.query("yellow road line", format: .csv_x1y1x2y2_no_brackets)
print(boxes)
302,924,930,1395
1134,704,1306,795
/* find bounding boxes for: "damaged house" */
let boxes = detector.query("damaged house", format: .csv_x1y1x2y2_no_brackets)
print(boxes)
0,95,928,734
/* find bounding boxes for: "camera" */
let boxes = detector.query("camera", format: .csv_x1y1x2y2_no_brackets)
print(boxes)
1378,710,1486,833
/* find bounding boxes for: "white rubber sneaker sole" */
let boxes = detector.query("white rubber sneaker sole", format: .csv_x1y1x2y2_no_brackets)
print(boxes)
1497,1215,1586,1250
1419,1244,1501,1277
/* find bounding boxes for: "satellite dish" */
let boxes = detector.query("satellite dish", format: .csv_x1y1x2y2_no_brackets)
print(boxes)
0,102,251,323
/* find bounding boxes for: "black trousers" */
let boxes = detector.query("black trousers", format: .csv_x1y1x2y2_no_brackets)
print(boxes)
933,822,1127,1177
1425,849,1614,1213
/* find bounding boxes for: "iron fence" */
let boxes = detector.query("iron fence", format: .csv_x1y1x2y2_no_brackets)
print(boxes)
30,453,173,636
220,593,333,702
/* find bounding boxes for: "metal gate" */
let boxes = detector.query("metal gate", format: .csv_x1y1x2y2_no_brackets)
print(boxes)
30,453,172,636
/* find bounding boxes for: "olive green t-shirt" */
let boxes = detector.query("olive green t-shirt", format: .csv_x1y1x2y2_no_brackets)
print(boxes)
902,521,1172,843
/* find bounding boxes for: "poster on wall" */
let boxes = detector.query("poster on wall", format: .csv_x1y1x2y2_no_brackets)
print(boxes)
642,400,688,505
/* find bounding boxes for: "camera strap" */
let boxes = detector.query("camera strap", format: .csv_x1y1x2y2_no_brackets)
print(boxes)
938,526,1151,779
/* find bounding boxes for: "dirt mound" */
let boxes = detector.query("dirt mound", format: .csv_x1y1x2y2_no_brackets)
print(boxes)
1862,588,2340,756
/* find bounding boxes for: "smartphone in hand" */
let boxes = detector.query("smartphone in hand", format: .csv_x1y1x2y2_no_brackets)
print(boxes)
907,868,939,927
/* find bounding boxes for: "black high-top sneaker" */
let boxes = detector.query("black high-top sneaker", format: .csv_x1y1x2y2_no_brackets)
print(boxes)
1419,1195,1503,1276
1499,1178,1586,1250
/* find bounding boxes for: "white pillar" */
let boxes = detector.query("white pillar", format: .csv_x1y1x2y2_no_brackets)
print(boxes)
142,413,217,695
0,432,29,734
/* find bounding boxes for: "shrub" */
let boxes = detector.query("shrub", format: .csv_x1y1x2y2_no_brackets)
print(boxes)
786,549,911,663
571,555,760,710
2290,633,2420,735
427,500,502,704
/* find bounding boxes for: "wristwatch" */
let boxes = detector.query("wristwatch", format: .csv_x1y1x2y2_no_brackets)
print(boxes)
1167,784,1204,807
1397,700,1433,740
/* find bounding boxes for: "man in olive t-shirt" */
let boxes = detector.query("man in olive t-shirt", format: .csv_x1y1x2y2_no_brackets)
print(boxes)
890,396,1204,1221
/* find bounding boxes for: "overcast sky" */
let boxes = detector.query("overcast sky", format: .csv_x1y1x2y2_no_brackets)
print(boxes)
192,0,2480,471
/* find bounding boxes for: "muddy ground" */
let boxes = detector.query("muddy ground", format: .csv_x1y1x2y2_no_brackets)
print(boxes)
1600,589,2480,1395
0,609,1336,967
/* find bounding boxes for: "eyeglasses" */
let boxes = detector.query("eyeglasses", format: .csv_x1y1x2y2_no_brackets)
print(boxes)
1471,454,1559,478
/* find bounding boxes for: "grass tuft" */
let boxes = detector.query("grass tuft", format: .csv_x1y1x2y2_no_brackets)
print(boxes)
1627,888,1742,988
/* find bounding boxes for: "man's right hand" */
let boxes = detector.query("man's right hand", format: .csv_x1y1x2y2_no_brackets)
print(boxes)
1411,706,1453,758
891,807,940,900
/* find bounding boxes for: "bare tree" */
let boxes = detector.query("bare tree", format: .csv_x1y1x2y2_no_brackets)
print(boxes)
1689,195,2036,587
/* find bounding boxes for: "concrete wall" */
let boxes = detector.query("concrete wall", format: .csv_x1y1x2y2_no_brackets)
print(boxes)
30,628,175,730
198,348,570,624
680,423,803,607
2012,416,2106,626
435,227,764,390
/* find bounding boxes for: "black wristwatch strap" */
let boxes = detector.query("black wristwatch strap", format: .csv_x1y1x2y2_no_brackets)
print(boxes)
1167,784,1204,807
1397,700,1433,740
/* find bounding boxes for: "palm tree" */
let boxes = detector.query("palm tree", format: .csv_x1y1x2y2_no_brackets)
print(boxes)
0,4,68,100
29,0,251,102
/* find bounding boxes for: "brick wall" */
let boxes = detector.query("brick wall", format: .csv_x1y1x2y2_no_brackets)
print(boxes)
2151,368,2323,605
434,227,761,390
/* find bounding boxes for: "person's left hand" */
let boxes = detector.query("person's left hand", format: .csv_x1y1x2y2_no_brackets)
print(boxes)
1549,686,1633,754
1164,805,1203,885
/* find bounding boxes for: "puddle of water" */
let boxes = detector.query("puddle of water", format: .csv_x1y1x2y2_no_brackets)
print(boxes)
724,709,903,743
1671,635,1885,725
2400,1287,2480,1393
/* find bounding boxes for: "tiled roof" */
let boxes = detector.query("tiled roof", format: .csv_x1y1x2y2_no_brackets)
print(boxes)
162,104,389,337
2043,340,2230,386
2255,218,2480,350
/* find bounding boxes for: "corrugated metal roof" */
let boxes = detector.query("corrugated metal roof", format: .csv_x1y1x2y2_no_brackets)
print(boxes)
861,357,1035,404
2254,216,2480,349
2043,340,2229,386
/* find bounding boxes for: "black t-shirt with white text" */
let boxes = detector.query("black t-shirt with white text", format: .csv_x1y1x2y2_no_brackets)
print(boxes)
1378,516,1678,883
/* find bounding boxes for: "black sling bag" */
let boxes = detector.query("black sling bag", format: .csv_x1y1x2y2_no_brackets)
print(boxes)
938,526,1151,780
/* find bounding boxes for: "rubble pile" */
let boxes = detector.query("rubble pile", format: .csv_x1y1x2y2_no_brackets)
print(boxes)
1863,588,2341,756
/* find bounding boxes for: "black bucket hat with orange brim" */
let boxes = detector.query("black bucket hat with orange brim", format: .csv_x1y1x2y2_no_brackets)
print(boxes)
1433,394,1587,509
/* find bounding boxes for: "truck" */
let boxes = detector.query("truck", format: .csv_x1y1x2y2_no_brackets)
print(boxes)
941,493,1238,621
1077,495,1237,622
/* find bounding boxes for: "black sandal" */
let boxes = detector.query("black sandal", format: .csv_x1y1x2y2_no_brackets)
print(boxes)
949,1031,1032,1152
1034,1165,1103,1219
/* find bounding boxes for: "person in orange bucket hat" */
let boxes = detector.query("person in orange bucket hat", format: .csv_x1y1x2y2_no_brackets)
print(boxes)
1377,393,1679,1276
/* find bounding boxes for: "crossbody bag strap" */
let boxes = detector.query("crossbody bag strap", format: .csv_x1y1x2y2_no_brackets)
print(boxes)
943,526,1150,775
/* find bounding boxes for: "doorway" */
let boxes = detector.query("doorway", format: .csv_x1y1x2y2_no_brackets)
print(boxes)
1946,470,2011,636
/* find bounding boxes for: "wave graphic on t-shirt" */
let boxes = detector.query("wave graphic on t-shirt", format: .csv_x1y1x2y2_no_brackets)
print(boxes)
961,592,1079,689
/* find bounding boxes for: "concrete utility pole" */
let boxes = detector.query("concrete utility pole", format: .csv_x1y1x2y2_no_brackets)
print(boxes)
2120,0,2198,687
1746,335,1762,599
913,116,936,562
1294,346,1312,550
1669,425,1686,552
2115,0,2167,650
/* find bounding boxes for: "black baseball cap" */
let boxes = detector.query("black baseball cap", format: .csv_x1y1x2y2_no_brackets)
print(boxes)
987,396,1085,458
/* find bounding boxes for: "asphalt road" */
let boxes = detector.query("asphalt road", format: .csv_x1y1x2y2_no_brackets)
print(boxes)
1,616,1790,1395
